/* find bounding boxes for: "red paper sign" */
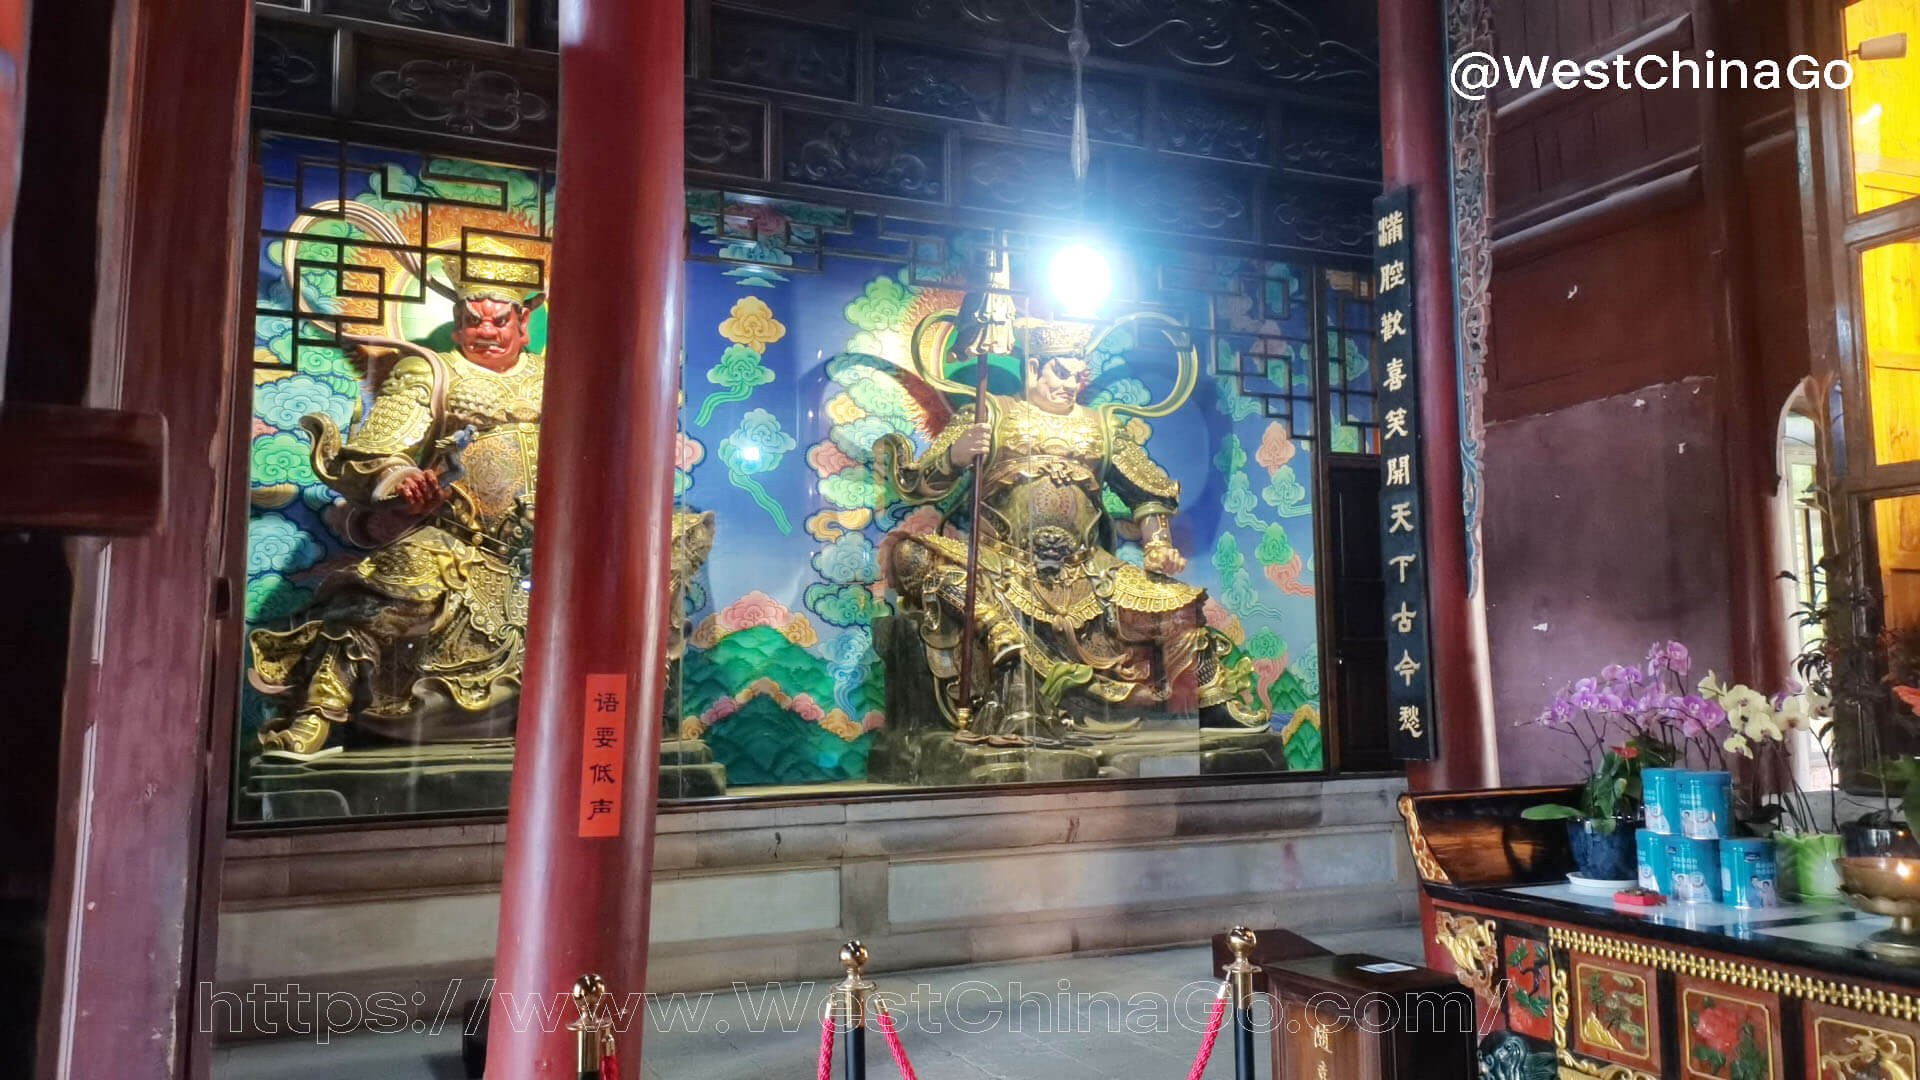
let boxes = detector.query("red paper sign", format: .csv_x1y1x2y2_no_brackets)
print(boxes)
578,673,627,837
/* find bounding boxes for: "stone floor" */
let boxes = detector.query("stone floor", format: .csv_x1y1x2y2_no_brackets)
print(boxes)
213,924,1424,1080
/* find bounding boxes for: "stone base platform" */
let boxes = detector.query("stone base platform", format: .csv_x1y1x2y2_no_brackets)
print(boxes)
239,739,516,820
658,738,728,798
240,736,730,820
867,728,1289,785
216,775,1414,1038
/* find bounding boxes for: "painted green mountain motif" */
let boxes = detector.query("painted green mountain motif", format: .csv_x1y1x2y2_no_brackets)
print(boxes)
702,696,873,786
1283,721,1322,772
680,624,881,784
1266,668,1315,717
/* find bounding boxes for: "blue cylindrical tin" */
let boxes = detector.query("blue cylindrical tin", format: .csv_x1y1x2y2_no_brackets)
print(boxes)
1719,837,1779,909
1668,836,1720,903
1642,767,1683,835
1679,770,1733,840
1636,828,1675,894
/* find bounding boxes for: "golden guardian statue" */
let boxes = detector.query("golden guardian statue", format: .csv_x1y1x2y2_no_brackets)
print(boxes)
247,282,544,759
876,312,1270,756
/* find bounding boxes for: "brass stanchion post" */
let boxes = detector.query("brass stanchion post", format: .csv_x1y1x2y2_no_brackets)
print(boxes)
1225,927,1262,1080
833,941,874,1080
570,974,617,1080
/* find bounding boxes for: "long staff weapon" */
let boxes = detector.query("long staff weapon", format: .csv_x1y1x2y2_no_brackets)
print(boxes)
950,252,1017,728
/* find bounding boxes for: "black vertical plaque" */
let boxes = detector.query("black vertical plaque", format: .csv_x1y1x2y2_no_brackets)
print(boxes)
1373,187,1436,760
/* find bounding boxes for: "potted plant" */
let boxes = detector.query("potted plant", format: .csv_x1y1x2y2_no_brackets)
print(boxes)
1699,672,1840,898
1854,687,1920,857
1520,641,1724,882
1520,745,1654,881
1779,376,1917,856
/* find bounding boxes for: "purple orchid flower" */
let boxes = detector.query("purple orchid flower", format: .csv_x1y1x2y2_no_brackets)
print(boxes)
1600,664,1636,685
1643,640,1693,679
1676,694,1726,737
1665,642,1692,677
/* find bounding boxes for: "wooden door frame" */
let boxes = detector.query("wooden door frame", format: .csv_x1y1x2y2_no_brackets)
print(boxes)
29,2,253,1077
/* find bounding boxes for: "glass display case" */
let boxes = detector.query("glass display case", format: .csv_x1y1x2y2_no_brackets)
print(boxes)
229,136,1372,824
666,200,1333,800
233,0,1388,825
232,151,1363,824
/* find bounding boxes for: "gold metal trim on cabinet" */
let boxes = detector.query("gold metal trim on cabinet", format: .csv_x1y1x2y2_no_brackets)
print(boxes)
1433,908,1498,1000
1549,926,1920,1021
1397,793,1452,884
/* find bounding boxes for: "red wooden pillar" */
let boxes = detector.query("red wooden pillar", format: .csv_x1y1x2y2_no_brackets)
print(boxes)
485,0,685,1074
1378,0,1498,793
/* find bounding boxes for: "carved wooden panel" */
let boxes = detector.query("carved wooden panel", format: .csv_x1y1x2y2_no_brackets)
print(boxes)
955,136,1088,217
254,0,1382,257
528,0,558,51
1109,153,1255,241
686,93,767,181
324,0,511,42
1277,104,1381,183
1803,1000,1920,1079
356,38,556,143
1501,929,1553,1042
1267,177,1371,256
873,0,1378,94
1017,64,1143,146
1561,947,1663,1076
1674,974,1783,1080
874,39,1005,124
1154,88,1268,164
252,20,335,116
779,109,946,201
709,9,857,101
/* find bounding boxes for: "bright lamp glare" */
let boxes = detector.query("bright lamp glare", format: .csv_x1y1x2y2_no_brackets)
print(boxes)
1049,244,1112,317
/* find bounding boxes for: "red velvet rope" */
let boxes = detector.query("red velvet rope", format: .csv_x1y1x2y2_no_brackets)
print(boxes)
818,1006,838,1080
875,1006,921,1080
810,985,1228,1080
602,1052,619,1080
1185,983,1231,1080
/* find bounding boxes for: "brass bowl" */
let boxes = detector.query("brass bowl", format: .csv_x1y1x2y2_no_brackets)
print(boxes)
1837,856,1920,901
1836,857,1920,963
